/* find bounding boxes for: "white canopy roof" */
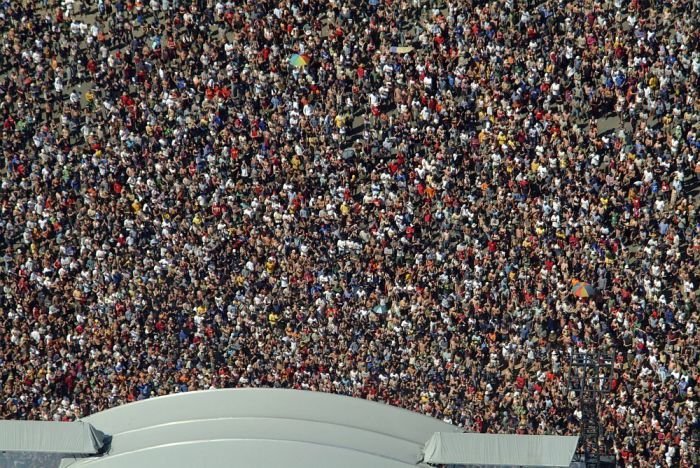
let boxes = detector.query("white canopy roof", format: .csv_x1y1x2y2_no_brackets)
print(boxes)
60,389,461,467
1,390,580,467
421,432,579,467
0,420,105,454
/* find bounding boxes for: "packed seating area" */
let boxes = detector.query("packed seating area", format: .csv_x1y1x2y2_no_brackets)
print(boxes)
0,1,698,466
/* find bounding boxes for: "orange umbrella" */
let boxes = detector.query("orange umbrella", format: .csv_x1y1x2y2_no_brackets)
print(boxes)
572,282,596,298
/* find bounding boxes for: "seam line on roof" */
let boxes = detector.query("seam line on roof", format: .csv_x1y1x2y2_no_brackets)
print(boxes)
75,438,419,466
109,416,425,445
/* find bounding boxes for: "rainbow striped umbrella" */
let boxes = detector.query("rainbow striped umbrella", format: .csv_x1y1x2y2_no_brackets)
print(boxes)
289,53,311,68
572,282,596,298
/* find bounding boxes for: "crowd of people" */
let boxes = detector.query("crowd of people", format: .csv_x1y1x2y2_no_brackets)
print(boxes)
0,0,698,466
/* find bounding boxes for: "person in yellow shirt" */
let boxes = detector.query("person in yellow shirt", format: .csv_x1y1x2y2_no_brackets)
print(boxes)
559,155,568,169
497,132,507,146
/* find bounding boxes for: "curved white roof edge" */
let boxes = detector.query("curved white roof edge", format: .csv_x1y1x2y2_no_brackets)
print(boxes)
59,389,461,468
81,388,459,442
